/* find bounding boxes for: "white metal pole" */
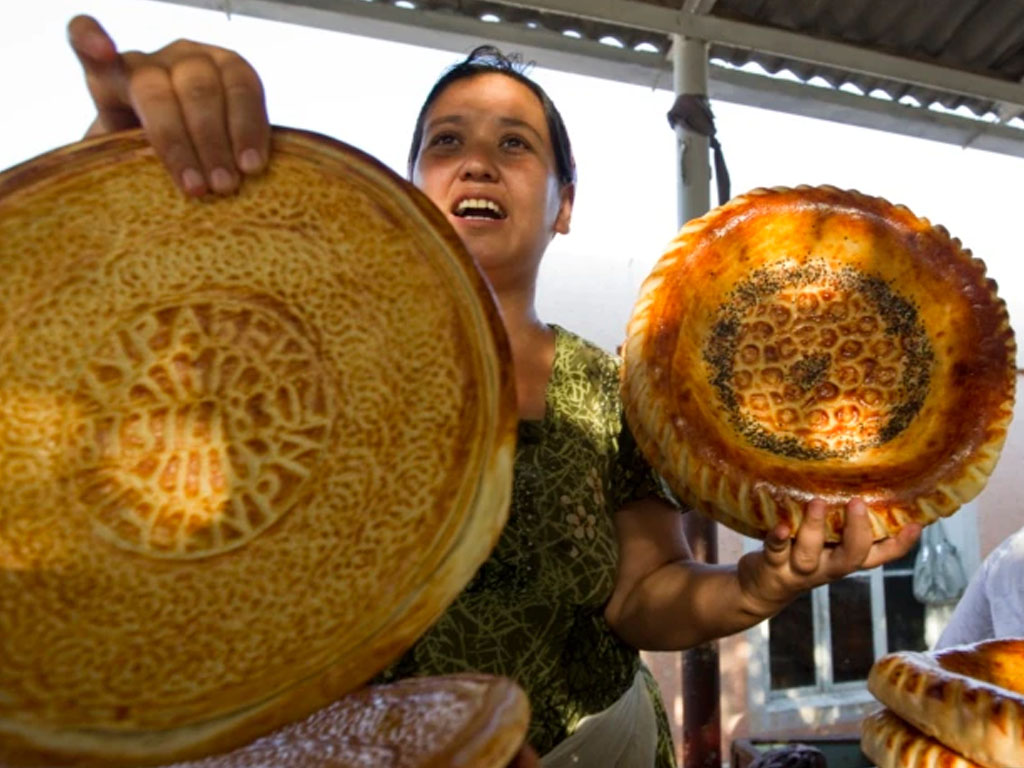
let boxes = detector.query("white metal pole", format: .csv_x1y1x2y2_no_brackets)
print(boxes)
673,31,721,768
672,34,712,226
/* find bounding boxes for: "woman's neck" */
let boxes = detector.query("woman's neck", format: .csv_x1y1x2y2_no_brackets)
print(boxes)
493,286,555,421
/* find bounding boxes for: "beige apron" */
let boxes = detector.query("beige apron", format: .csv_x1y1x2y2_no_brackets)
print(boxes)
541,670,657,768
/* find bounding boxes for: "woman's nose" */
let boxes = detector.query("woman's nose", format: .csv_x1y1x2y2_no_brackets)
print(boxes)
458,149,498,181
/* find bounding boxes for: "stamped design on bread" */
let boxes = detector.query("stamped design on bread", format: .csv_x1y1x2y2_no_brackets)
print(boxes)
705,262,932,461
68,296,332,558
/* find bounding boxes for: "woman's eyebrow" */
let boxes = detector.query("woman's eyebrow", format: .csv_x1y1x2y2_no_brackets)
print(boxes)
498,116,544,141
425,114,464,130
425,114,544,143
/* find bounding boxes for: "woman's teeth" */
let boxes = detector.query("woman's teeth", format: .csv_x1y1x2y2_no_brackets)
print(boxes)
454,198,506,219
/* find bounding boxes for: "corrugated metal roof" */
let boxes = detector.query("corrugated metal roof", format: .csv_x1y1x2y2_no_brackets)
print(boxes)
705,0,1024,120
165,0,1024,154
375,0,1024,121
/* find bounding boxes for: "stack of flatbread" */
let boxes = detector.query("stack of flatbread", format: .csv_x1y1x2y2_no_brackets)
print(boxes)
862,639,1024,768
0,129,522,766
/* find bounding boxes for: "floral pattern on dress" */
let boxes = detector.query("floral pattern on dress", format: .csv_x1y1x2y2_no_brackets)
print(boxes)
376,326,678,766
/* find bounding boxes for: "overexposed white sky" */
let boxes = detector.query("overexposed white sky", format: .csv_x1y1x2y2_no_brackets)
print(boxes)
3,0,1022,360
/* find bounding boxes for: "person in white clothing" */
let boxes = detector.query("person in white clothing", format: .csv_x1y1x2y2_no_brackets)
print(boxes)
935,525,1024,649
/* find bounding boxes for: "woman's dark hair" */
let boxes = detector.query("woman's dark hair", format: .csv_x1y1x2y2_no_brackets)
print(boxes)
407,46,576,187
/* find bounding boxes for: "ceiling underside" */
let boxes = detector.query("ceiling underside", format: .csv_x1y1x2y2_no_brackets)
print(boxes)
161,0,1024,157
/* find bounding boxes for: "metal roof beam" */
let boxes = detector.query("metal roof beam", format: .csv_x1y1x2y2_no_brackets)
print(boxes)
160,0,1024,112
681,0,719,14
152,0,1024,158
996,76,1024,122
495,0,1024,111
711,67,1024,159
153,0,677,86
493,0,683,35
679,12,1024,112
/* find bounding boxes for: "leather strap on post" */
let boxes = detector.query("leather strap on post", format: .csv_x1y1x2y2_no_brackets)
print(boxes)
667,93,731,206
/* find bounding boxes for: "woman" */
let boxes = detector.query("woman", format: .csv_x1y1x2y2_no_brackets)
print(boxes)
65,17,920,766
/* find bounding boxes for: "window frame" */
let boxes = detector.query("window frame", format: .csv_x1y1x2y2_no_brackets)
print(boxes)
743,503,979,733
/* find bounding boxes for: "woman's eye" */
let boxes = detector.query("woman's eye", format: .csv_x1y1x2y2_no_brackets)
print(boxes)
429,133,458,147
502,136,530,150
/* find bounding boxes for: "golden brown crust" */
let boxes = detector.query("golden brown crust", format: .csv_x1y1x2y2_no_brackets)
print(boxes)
861,709,982,768
158,675,530,768
0,129,517,764
1,675,529,768
622,185,1016,541
866,640,1024,768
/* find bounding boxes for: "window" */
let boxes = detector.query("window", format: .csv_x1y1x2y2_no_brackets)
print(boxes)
766,543,923,697
745,505,978,732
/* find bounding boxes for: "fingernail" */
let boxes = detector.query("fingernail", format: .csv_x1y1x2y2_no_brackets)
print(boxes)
210,168,235,194
239,149,262,174
181,168,205,195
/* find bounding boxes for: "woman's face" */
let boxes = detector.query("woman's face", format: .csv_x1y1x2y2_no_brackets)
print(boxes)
411,73,573,288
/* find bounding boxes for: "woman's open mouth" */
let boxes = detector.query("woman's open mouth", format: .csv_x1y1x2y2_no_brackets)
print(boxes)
452,198,507,220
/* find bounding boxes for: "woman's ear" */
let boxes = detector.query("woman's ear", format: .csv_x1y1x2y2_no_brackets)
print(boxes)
553,183,575,236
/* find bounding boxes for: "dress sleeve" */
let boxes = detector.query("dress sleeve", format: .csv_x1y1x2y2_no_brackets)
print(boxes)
609,412,681,512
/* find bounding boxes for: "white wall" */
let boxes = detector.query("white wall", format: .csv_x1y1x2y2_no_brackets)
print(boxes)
8,1,1021,362
0,0,678,356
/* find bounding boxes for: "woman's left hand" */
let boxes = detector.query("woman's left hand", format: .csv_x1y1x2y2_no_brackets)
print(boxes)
738,497,921,615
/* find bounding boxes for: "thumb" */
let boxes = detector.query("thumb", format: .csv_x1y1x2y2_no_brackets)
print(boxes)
67,16,136,130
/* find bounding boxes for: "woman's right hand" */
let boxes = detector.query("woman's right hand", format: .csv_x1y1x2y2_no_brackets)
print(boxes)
67,15,270,196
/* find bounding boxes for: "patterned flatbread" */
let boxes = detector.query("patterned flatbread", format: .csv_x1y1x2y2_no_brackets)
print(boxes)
0,129,516,765
622,186,1016,541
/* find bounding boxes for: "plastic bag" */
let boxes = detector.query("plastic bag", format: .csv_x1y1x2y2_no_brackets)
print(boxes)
912,520,968,605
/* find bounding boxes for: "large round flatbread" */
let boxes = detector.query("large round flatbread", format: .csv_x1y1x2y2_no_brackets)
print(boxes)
160,675,530,768
866,639,1024,768
861,709,981,768
622,186,1016,541
0,129,516,765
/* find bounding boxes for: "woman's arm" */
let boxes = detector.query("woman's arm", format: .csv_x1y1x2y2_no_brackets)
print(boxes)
66,15,269,196
604,496,921,651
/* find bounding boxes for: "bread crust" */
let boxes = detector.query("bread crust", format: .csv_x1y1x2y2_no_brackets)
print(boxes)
0,129,517,764
623,186,1016,541
861,708,982,768
0,675,528,768
866,640,1024,768
158,674,530,768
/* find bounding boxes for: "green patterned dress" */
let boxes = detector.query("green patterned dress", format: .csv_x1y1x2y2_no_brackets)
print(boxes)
377,325,678,766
